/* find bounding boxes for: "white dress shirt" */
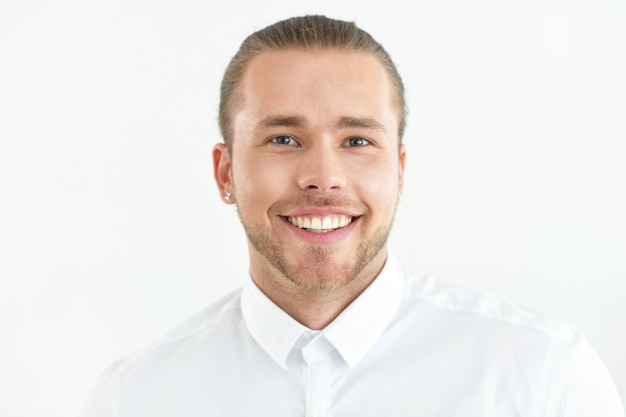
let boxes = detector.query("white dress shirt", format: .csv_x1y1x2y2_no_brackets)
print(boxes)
78,255,624,416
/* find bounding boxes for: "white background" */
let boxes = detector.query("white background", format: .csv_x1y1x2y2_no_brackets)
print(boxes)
1,0,625,415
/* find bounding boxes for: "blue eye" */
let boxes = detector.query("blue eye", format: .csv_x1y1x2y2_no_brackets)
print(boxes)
346,137,369,147
272,135,298,146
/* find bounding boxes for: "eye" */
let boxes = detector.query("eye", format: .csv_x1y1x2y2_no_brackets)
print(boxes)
271,135,298,146
345,137,370,147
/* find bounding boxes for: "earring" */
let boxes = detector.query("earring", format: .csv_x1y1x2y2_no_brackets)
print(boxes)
224,192,232,201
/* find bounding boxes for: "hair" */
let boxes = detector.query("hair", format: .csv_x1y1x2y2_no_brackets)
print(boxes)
218,15,407,150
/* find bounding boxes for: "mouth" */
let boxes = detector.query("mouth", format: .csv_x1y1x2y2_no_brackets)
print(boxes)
285,214,355,233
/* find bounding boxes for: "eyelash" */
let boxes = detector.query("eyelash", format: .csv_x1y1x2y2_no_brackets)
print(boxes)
270,135,371,147
346,137,369,147
271,135,298,146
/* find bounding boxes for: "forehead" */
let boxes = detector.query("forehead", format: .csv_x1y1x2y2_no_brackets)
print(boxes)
232,49,399,137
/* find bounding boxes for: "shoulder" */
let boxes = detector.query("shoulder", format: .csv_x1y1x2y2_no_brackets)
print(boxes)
102,288,242,379
398,271,624,415
76,289,244,416
149,288,243,347
401,270,577,344
391,271,623,417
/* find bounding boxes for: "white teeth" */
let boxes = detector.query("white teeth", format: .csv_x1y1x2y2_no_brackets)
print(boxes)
287,215,353,231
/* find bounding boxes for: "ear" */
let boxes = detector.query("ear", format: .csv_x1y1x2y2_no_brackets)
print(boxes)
398,143,407,195
213,143,235,204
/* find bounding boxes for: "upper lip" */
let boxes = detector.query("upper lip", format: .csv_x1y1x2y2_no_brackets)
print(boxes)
281,207,361,217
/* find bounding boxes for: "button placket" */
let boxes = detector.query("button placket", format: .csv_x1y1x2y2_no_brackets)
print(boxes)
302,336,333,417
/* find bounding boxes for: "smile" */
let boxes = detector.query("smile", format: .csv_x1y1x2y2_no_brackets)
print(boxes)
287,215,353,233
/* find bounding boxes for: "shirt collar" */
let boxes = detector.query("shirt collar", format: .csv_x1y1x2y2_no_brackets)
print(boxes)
323,253,405,368
241,274,307,370
241,253,406,370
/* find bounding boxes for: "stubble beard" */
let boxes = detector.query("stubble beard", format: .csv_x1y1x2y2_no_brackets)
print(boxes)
239,209,396,292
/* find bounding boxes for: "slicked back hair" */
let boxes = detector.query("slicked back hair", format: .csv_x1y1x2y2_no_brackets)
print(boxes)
218,15,406,151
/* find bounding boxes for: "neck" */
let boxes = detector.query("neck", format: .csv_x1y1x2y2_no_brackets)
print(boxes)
249,249,387,330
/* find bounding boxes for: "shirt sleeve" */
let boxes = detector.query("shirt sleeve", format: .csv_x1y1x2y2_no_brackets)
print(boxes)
75,361,120,417
542,330,624,417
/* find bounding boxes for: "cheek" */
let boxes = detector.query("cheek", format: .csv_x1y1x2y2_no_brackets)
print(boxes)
234,156,288,207
352,160,400,216
356,158,399,193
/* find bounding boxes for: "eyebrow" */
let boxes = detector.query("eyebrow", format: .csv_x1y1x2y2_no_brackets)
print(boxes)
253,115,386,134
336,116,386,132
253,116,307,133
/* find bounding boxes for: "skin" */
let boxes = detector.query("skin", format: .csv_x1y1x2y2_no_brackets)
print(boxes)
213,48,406,329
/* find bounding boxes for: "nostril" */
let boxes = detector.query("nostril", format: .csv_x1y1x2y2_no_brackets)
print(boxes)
307,185,319,190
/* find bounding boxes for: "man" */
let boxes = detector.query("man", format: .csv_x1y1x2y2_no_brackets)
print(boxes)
78,15,624,416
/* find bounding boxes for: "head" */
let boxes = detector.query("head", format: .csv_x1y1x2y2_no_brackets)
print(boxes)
213,15,407,296
218,15,407,153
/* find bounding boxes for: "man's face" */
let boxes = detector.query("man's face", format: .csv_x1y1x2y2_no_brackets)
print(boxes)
214,49,406,292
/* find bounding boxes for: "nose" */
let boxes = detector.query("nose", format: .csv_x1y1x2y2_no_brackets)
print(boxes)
296,142,347,192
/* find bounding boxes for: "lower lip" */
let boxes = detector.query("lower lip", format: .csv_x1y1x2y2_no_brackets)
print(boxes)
280,216,359,244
